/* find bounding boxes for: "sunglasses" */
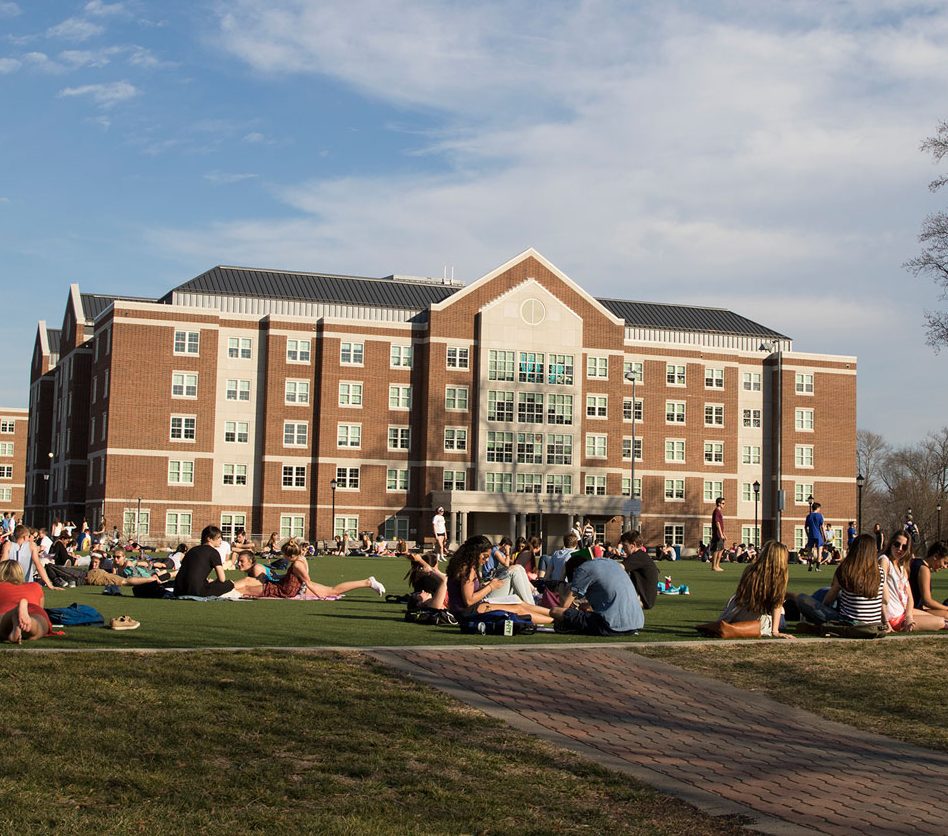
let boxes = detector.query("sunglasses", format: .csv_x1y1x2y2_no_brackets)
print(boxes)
892,541,909,551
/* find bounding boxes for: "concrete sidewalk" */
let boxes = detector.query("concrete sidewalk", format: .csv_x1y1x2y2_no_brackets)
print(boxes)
370,646,946,836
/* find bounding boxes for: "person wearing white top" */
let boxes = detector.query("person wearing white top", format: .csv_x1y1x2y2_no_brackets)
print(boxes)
432,506,447,559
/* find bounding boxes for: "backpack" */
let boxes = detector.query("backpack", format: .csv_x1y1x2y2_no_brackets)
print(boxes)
404,608,457,626
45,603,105,626
798,620,887,639
460,610,536,636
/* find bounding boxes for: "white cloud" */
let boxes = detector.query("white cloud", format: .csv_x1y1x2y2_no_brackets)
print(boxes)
22,51,64,72
0,2,20,18
0,196,10,204
203,171,258,185
84,0,126,16
59,48,113,68
0,57,20,73
47,17,105,42
243,131,268,144
58,80,139,107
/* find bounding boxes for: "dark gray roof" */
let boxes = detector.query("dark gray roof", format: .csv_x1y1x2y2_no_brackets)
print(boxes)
168,266,459,309
47,328,61,355
598,298,788,339
80,293,155,323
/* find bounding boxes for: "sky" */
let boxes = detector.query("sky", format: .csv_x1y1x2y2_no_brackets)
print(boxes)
2,0,948,445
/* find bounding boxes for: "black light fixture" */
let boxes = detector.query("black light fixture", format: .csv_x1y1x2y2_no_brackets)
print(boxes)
855,474,865,534
937,501,943,541
330,478,338,544
752,480,761,547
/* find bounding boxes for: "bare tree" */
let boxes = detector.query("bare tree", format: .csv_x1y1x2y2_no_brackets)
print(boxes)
856,429,889,493
905,121,948,345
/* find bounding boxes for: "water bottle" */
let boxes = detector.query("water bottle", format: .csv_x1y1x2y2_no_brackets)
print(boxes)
477,622,487,635
503,619,514,637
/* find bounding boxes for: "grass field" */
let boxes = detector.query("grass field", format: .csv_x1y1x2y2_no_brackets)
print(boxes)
8,556,948,649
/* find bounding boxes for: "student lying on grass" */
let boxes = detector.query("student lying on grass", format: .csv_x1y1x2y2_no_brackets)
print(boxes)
239,540,386,599
0,560,51,643
909,541,948,623
404,551,448,611
446,535,553,624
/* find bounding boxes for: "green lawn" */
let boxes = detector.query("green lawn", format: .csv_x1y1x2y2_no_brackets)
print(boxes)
14,556,948,649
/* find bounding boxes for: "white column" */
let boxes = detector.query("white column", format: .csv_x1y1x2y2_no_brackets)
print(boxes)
508,513,516,541
448,511,457,551
459,511,468,545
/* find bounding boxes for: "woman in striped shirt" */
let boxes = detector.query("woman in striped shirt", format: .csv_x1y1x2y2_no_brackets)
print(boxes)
823,534,888,625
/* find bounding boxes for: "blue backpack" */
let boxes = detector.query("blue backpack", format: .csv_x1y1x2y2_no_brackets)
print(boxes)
460,610,536,635
45,603,105,626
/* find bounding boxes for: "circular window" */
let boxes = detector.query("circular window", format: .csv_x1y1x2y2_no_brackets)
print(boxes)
520,298,546,326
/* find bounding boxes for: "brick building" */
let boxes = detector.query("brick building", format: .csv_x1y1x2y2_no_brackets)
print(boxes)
24,248,857,552
0,406,28,519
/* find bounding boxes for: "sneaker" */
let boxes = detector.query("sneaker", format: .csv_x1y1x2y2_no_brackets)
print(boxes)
68,581,77,588
109,615,140,631
368,576,386,597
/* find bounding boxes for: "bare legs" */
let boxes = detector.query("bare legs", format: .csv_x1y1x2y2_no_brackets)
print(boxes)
1,599,50,643
478,600,553,624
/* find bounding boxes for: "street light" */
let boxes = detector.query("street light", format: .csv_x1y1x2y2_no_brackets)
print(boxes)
752,480,760,547
855,474,865,534
330,478,338,544
937,502,942,541
624,367,639,531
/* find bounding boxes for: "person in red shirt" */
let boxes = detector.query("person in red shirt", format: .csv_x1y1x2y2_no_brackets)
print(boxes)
0,560,51,643
710,497,727,572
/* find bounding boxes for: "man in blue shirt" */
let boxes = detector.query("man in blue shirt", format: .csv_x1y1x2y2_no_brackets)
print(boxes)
550,552,644,635
804,502,826,572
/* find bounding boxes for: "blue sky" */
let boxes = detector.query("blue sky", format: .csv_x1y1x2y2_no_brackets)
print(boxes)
2,1,948,445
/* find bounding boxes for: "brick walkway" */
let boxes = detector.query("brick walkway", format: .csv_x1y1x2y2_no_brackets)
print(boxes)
370,647,947,835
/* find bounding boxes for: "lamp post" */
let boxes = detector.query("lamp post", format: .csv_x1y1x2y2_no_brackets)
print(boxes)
937,502,942,541
759,340,783,540
330,478,338,544
136,496,142,542
624,368,639,531
46,451,54,526
752,480,760,547
855,474,865,534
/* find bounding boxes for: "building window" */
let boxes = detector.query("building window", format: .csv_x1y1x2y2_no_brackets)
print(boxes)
224,421,249,443
387,468,410,491
283,421,308,447
0,488,11,502
390,344,413,368
486,431,514,463
171,372,198,399
445,386,469,411
222,464,248,486
281,515,305,539
704,480,724,502
287,339,311,363
285,380,310,405
704,404,724,426
337,424,362,448
335,466,360,489
444,427,468,451
173,330,199,355
517,392,544,423
742,482,754,502
664,524,685,546
546,394,573,425
338,382,363,407
516,432,544,464
621,477,642,498
487,390,515,422
519,352,544,383
587,356,608,379
225,379,251,401
742,372,762,391
586,395,608,419
516,473,544,494
169,416,196,442
704,441,724,464
795,482,815,503
794,526,807,551
103,369,109,398
165,511,192,537
485,472,513,493
585,475,607,496
388,426,410,450
282,465,306,488
123,509,150,536
228,337,252,359
92,377,98,404
743,408,762,428
446,346,469,369
340,342,364,365
666,364,686,386
795,373,814,394
624,361,644,383
795,408,814,431
546,433,573,465
623,398,643,422
545,474,572,495
664,479,685,500
388,384,411,410
618,436,640,462
665,401,686,424
167,460,194,485
0,419,15,433
548,354,574,385
488,349,515,381
0,466,12,479
443,469,466,491
742,445,761,465
585,433,607,459
383,516,410,540
334,516,358,539
704,368,724,388
795,445,814,468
